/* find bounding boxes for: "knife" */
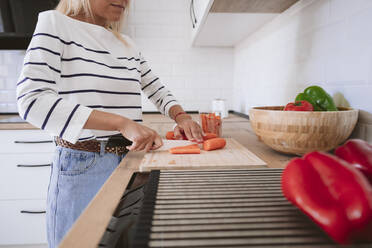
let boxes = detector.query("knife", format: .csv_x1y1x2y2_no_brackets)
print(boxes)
155,139,198,151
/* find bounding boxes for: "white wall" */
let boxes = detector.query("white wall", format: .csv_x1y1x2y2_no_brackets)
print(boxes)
0,0,234,113
233,0,372,140
127,0,233,112
0,51,24,112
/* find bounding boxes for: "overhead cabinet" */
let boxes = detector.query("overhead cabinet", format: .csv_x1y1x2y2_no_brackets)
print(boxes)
190,0,299,47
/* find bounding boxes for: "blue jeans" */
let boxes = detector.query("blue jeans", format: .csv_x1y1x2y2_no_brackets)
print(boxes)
46,144,126,248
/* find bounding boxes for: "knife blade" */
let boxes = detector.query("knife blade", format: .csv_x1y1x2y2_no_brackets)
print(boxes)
155,139,198,151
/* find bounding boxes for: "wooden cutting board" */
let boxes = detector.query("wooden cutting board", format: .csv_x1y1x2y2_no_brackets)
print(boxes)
139,138,267,172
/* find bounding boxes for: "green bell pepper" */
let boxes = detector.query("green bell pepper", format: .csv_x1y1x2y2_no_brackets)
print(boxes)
295,86,338,111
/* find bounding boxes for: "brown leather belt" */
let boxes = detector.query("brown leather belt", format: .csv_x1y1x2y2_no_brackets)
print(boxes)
55,135,130,156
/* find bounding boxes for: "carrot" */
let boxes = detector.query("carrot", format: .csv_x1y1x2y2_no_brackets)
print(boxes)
165,131,187,140
169,144,200,154
170,148,200,154
200,113,208,133
166,131,175,140
203,138,226,151
203,133,218,141
171,144,199,150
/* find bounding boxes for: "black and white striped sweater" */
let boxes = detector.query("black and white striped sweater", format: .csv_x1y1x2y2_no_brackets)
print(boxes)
16,10,178,144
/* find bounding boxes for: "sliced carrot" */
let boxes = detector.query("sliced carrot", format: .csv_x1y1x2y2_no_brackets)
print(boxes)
200,113,208,133
203,138,226,151
170,148,200,154
166,131,175,140
169,144,200,154
203,133,218,141
165,131,188,140
171,144,199,150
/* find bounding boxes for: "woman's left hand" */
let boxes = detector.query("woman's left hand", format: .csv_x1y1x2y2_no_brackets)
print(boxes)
174,115,203,142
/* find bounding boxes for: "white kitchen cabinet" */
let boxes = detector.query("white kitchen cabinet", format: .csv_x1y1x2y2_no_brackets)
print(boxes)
190,0,298,47
0,200,47,245
190,0,214,41
0,130,54,153
0,130,55,246
0,153,53,200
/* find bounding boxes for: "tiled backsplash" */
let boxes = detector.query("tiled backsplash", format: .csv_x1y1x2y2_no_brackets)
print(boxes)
0,0,234,113
128,0,233,112
0,51,25,112
233,0,372,141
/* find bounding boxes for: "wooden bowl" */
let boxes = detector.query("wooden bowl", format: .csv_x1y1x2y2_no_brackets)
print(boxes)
249,106,359,156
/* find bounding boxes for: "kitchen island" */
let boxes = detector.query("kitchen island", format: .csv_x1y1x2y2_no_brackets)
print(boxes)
59,113,295,248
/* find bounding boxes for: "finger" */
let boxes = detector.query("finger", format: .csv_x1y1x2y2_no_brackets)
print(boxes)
144,138,154,152
151,135,163,150
173,126,184,140
191,125,203,142
127,141,139,151
134,141,147,152
127,135,147,151
183,126,194,141
134,136,152,151
144,134,156,152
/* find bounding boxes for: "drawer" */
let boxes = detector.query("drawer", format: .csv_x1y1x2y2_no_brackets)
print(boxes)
0,153,53,200
0,130,55,154
0,199,47,245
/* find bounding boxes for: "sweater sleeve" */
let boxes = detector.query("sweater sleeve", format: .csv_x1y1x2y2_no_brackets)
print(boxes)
16,11,92,144
139,54,179,117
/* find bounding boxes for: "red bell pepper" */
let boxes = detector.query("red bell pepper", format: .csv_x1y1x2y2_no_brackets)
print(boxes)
284,100,314,111
335,139,372,184
281,151,372,244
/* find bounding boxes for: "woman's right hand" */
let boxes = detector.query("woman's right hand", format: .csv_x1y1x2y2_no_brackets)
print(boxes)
84,110,162,152
118,119,163,152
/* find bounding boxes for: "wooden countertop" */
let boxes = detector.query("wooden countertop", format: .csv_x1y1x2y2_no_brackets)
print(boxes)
0,114,37,130
0,112,254,130
0,112,249,130
59,113,295,248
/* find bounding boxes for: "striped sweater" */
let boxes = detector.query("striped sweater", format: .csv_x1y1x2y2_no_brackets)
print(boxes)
16,10,179,144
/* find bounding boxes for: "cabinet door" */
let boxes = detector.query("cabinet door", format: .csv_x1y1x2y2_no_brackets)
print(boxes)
190,0,214,39
0,199,47,245
0,153,53,200
0,130,55,154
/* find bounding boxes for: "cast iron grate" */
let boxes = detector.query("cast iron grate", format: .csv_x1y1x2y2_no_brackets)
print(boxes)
131,168,372,248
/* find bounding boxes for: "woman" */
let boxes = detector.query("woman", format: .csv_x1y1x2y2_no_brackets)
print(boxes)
16,0,203,247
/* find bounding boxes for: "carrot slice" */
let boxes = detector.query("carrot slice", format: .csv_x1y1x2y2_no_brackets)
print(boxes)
166,131,175,140
203,133,218,141
203,138,226,151
165,131,188,140
169,144,200,154
200,113,208,133
171,144,199,150
169,148,200,154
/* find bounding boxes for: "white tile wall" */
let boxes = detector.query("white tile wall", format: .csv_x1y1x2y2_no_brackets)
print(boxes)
0,51,25,112
233,0,372,131
0,0,234,113
127,0,233,112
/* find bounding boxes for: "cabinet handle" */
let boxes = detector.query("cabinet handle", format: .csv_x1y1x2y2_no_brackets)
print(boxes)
190,0,197,28
17,164,51,168
14,140,53,144
192,0,197,25
20,210,46,214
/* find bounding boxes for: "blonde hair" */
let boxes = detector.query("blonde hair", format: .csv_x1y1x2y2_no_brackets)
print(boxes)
56,0,130,45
